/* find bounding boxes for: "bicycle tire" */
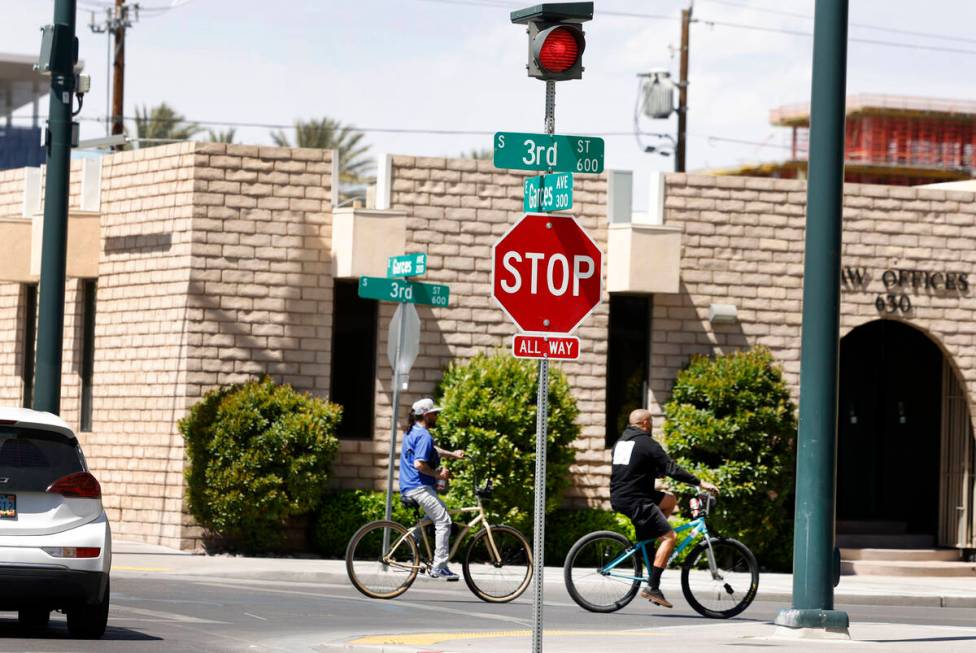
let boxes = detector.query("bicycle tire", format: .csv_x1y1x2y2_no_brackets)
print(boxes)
680,537,759,619
346,520,420,599
461,526,532,603
563,530,642,613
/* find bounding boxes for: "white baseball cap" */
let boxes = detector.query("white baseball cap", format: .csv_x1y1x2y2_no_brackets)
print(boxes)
412,398,442,416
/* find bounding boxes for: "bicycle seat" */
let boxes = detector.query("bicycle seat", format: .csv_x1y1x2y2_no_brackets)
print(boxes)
475,481,494,499
400,495,420,510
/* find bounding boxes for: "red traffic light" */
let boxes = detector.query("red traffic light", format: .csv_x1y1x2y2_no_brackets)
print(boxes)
538,27,579,73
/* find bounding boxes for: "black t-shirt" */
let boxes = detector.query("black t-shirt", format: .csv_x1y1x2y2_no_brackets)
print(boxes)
610,425,700,509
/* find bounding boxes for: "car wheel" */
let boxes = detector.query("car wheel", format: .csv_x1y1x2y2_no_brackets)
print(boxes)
17,608,50,631
66,577,110,639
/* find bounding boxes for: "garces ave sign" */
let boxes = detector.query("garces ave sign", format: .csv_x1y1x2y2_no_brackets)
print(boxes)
491,213,602,334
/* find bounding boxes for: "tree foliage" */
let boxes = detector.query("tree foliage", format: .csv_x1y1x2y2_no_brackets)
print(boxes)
132,102,202,147
433,353,580,529
663,347,797,571
180,377,341,552
271,117,372,183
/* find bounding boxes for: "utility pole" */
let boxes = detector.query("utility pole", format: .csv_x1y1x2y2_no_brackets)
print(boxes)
89,1,136,148
34,0,79,414
774,0,850,638
675,1,692,173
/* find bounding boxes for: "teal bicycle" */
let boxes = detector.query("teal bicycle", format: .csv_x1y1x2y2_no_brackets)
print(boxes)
563,494,759,618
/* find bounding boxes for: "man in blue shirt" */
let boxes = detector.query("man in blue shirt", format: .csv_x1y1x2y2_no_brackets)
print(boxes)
399,398,465,581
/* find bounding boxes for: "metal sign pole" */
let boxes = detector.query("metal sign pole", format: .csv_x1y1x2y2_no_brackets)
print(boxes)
383,304,408,551
531,78,557,653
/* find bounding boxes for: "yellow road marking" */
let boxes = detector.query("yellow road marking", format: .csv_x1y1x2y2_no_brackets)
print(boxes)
351,630,662,646
113,565,173,572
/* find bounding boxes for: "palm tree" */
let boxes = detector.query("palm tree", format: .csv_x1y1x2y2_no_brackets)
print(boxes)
272,117,372,184
132,103,202,148
461,147,492,160
207,128,236,143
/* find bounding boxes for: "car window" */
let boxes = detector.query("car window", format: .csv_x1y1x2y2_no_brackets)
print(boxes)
0,427,85,492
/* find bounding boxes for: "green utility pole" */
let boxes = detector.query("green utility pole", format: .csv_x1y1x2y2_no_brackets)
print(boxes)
34,0,79,414
775,0,850,635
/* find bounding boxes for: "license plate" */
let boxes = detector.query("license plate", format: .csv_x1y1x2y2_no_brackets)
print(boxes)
0,494,15,519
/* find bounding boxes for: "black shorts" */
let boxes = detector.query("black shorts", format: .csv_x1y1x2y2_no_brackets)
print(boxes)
615,491,672,542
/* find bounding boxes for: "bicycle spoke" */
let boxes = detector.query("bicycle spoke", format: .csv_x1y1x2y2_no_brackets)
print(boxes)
564,533,642,613
463,527,532,602
681,539,758,618
347,522,418,599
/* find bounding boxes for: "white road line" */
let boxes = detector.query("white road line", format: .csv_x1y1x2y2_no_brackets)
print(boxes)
111,604,229,624
244,612,268,621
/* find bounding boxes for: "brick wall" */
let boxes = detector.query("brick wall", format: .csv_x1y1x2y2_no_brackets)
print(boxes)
652,173,976,425
330,155,612,503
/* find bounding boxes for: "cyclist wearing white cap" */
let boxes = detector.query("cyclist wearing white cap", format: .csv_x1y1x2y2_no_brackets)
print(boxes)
399,397,465,580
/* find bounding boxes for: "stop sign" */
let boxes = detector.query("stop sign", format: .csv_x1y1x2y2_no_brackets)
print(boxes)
492,214,603,334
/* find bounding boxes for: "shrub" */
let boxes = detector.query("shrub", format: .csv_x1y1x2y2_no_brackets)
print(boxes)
662,347,797,571
180,377,342,552
312,490,464,558
433,352,580,529
544,508,635,566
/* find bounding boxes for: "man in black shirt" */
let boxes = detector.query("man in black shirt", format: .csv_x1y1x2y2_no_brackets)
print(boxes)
610,408,718,608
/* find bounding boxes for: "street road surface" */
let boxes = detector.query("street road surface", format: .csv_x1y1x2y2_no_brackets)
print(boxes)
2,573,976,651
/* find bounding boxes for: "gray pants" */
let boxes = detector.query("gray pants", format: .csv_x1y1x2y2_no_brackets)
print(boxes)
405,485,452,569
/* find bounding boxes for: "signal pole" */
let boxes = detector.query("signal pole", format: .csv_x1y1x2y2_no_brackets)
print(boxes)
34,0,79,414
675,2,692,173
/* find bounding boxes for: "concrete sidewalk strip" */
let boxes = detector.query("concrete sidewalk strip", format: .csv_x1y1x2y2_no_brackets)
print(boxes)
320,621,976,652
110,542,976,608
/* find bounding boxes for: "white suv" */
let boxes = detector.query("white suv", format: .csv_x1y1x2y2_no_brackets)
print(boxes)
0,407,112,638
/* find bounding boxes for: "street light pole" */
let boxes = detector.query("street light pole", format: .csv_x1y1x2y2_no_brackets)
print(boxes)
775,0,850,637
34,0,78,415
675,2,692,173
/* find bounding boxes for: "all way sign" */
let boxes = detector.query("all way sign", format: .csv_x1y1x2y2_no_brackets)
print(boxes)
512,334,580,360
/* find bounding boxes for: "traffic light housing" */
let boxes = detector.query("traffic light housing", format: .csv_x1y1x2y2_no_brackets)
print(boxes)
511,3,593,82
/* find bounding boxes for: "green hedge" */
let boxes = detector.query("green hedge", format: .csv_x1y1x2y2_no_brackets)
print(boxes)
433,352,580,528
180,377,342,552
312,488,637,567
663,347,797,571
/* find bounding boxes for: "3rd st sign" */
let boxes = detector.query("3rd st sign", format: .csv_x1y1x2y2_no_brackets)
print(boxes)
492,214,602,334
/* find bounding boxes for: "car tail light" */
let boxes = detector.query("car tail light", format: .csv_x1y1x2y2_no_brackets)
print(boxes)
46,471,101,499
42,547,101,558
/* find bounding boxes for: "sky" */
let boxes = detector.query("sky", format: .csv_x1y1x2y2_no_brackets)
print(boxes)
4,0,976,208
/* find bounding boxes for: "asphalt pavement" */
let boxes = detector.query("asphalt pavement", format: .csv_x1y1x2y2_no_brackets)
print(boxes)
0,542,974,652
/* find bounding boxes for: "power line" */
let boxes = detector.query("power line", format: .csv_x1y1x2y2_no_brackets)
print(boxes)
699,0,976,46
694,18,976,56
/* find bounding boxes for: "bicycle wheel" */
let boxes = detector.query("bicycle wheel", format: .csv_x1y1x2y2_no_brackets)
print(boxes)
346,520,420,599
680,537,759,619
462,525,532,603
563,531,642,613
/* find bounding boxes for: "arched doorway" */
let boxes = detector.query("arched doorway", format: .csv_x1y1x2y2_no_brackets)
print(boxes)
837,320,945,542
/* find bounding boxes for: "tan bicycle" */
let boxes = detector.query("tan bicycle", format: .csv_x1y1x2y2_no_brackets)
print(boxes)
345,479,532,602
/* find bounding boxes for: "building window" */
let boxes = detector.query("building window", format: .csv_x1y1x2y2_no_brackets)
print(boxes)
605,294,651,448
330,280,378,439
80,280,97,432
21,284,37,409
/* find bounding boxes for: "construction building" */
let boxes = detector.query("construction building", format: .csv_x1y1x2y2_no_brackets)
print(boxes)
713,94,976,186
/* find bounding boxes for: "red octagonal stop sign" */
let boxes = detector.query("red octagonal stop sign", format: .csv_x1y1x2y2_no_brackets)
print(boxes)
492,214,603,334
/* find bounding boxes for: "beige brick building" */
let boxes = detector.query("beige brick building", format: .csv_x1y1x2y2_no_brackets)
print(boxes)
0,143,973,554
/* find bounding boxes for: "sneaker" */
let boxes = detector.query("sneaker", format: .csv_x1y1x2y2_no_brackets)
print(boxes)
430,566,460,582
641,587,673,608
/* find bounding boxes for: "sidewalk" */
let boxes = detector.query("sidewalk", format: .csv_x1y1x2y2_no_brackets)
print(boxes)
112,540,976,608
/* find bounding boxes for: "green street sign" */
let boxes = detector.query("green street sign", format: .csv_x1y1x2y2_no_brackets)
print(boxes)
524,173,573,212
358,276,449,307
387,252,427,278
493,131,604,173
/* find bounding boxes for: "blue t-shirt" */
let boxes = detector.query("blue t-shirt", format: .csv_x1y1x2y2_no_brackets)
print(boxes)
399,424,440,493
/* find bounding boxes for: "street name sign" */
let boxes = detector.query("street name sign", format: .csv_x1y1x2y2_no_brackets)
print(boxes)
491,213,603,333
358,276,450,307
512,334,580,360
387,253,427,278
493,131,605,173
523,173,573,212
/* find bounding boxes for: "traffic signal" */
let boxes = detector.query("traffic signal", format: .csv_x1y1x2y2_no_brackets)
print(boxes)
511,3,593,82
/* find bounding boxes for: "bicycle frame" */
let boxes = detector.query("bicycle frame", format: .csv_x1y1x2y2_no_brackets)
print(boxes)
600,517,713,583
382,493,504,571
